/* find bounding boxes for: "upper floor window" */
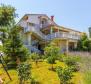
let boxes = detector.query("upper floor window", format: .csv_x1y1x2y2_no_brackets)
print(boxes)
42,20,45,24
41,18,47,25
29,23,35,26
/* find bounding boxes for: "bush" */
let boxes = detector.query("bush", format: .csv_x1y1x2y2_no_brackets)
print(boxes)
57,54,66,62
64,57,77,66
31,53,40,66
17,63,31,84
70,65,80,72
64,56,80,72
56,66,73,84
47,56,56,70
31,78,40,84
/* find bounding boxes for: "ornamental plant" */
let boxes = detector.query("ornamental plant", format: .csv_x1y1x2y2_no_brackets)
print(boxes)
56,66,73,84
47,56,56,70
31,53,40,66
44,44,60,70
64,56,80,72
17,63,31,84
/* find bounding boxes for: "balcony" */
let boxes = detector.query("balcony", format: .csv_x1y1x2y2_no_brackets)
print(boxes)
46,32,80,40
40,23,51,29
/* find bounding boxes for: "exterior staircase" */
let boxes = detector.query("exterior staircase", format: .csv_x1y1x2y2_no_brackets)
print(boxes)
23,24,80,54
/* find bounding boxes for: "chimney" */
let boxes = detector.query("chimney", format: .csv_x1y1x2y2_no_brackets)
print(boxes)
51,16,54,21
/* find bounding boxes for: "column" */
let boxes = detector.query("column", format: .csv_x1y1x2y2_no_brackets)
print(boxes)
66,40,69,55
27,33,31,45
50,26,53,40
74,42,77,49
27,33,32,54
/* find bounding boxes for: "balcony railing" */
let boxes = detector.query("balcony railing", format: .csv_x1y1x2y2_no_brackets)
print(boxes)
40,23,51,29
46,32,80,40
23,25,80,41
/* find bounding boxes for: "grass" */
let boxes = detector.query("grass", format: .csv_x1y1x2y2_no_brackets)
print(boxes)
69,52,91,84
84,71,91,84
0,67,18,84
79,56,91,84
0,60,83,84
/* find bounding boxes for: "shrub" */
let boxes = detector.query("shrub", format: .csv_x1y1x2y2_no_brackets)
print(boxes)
56,66,73,84
31,78,40,84
57,54,66,62
47,56,56,70
64,57,77,66
44,44,60,70
44,44,60,58
17,63,31,84
70,65,80,72
31,53,40,66
64,56,80,72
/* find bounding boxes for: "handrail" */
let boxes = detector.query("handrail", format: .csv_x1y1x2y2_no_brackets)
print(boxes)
24,26,80,40
46,32,80,40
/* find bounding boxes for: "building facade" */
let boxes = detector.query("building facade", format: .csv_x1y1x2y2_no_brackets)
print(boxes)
17,14,83,54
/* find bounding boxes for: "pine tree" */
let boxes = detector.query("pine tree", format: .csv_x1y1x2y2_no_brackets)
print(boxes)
4,26,30,65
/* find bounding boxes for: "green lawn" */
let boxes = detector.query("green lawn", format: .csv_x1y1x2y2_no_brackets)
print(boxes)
79,56,91,84
0,60,83,84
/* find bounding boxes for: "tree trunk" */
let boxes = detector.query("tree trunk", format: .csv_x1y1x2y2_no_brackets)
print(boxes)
51,64,53,70
19,78,23,84
16,56,20,65
35,60,38,67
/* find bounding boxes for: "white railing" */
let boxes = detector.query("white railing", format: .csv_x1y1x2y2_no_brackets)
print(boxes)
40,23,51,29
24,25,49,40
46,32,80,40
24,25,80,41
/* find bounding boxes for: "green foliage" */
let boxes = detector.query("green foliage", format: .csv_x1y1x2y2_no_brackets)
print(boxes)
77,34,91,51
47,56,56,64
56,66,73,84
64,57,77,66
0,4,16,26
4,26,30,64
31,53,40,61
31,53,40,66
57,54,66,62
44,44,60,58
64,56,80,72
44,44,60,70
17,63,31,84
7,61,17,69
31,78,39,84
0,4,16,44
0,45,3,51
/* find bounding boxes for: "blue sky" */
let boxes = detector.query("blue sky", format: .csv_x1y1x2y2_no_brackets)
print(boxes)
0,0,91,33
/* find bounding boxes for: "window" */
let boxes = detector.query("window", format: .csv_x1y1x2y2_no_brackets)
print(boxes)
29,23,35,26
41,18,47,25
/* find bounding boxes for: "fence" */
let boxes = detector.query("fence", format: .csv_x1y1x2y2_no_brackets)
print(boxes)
68,51,91,57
